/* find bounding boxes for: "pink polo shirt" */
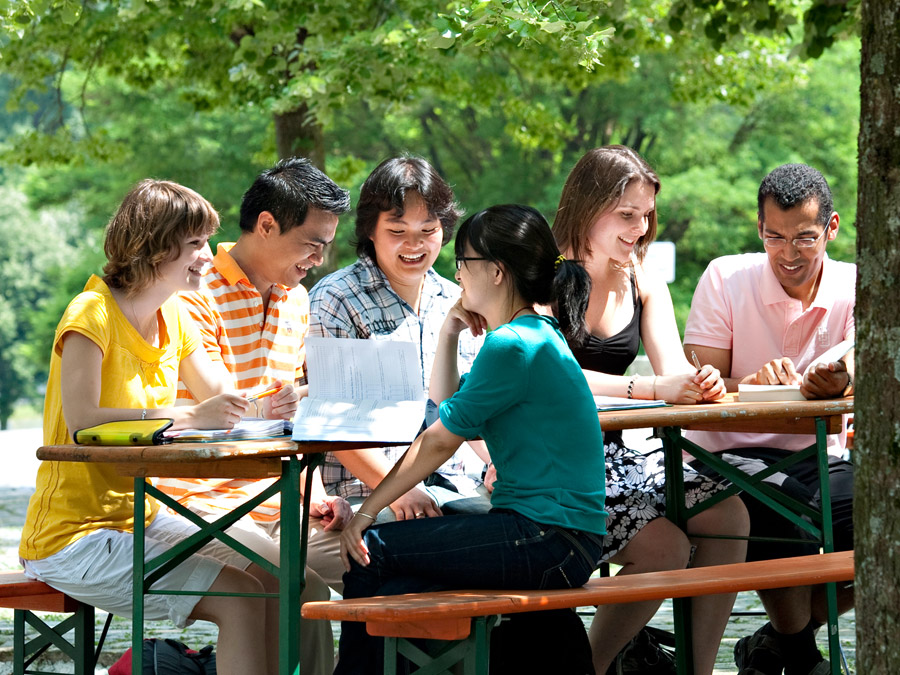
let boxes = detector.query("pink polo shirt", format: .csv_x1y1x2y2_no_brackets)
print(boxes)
683,252,855,456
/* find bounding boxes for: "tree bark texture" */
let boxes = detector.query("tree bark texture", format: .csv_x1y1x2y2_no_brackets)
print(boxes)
274,105,325,169
855,0,900,672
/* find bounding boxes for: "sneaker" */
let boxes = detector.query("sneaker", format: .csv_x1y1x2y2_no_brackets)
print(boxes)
734,624,784,675
786,658,831,675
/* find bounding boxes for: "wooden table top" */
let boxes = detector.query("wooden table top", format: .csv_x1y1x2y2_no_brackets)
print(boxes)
596,394,853,434
36,438,402,478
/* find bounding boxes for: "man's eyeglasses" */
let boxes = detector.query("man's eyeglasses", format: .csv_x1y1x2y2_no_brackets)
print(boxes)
761,226,828,250
455,257,488,270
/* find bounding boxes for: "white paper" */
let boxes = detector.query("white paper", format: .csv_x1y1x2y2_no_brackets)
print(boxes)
293,338,426,442
737,384,806,402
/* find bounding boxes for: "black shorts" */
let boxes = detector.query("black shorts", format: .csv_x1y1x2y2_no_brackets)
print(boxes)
690,447,853,562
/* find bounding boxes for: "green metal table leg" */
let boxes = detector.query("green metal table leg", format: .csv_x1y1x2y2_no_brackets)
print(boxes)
280,455,303,675
814,418,842,675
660,427,695,675
133,477,147,675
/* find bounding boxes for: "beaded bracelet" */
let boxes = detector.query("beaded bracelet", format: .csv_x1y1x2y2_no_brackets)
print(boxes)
627,375,639,399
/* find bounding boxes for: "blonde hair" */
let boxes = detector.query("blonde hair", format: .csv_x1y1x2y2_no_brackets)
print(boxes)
552,145,660,264
103,179,219,295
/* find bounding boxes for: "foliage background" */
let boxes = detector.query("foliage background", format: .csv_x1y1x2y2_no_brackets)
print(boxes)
0,0,861,428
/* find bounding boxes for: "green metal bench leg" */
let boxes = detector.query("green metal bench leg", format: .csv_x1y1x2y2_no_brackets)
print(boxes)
382,615,499,675
14,603,95,675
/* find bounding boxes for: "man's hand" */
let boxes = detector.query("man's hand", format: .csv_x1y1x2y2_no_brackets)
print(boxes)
260,379,298,420
801,361,851,399
310,495,354,531
389,487,442,521
752,358,802,386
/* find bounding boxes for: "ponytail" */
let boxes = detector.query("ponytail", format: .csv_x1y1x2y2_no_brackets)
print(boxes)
551,258,591,345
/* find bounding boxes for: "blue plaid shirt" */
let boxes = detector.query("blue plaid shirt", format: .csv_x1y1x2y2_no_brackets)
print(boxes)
309,255,482,497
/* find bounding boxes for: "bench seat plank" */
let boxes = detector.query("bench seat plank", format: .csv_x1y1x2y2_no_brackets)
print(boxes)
303,551,853,639
0,571,79,613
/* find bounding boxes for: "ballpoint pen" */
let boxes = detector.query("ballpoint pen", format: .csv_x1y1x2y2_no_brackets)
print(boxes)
691,350,702,373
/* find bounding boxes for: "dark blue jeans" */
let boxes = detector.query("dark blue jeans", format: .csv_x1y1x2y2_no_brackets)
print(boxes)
335,508,604,674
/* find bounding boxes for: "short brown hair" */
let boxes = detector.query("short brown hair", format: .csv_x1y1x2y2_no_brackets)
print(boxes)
553,145,660,264
103,179,219,295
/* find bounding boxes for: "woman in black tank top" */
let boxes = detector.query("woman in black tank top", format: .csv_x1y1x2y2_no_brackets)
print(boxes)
552,146,750,675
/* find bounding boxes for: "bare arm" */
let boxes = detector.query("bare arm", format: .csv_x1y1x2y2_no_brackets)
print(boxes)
340,420,464,568
60,332,248,434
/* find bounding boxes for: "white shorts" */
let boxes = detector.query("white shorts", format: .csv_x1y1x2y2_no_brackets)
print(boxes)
23,511,251,627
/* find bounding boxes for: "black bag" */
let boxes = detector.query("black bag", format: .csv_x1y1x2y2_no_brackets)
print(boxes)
109,638,217,675
606,626,676,675
490,609,595,674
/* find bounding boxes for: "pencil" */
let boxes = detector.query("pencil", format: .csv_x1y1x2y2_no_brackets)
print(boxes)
246,386,282,402
691,350,702,373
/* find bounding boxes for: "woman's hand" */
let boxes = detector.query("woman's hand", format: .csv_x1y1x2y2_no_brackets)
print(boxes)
190,393,250,429
340,513,374,570
653,374,705,404
483,463,497,493
444,299,488,337
694,364,726,401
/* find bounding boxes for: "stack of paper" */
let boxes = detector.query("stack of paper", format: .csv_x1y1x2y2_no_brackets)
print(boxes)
292,338,426,443
738,338,854,402
163,418,290,442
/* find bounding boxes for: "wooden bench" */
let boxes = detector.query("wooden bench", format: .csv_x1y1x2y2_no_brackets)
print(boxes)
0,571,96,674
302,550,854,675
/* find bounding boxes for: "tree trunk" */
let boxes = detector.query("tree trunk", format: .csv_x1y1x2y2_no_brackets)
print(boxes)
854,0,900,672
274,105,325,169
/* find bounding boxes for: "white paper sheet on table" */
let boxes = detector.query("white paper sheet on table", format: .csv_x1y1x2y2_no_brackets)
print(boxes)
292,338,426,442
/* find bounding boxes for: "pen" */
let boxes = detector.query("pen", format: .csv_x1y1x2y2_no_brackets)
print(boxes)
246,386,282,402
691,350,702,373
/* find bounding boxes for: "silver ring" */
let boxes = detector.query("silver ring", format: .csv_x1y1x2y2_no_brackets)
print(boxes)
415,512,426,518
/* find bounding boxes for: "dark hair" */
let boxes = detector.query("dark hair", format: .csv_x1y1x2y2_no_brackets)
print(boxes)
354,156,462,260
757,163,834,226
103,179,219,296
239,157,350,234
553,145,660,264
455,204,591,343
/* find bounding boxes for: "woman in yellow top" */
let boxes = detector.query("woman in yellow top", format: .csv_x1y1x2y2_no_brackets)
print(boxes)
19,180,291,675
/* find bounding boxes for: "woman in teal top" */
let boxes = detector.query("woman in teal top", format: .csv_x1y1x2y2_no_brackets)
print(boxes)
337,204,606,674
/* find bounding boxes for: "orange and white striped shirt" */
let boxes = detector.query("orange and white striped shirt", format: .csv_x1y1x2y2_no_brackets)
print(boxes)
156,243,308,522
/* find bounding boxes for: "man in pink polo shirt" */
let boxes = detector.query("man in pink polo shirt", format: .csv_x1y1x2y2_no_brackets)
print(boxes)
684,163,854,675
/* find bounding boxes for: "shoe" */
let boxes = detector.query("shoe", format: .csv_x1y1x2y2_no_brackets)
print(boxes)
734,624,784,675
786,658,831,675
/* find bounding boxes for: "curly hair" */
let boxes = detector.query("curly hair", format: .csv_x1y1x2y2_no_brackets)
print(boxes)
757,163,834,225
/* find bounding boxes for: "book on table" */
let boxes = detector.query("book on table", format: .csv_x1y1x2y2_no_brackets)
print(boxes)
593,395,668,412
738,338,855,402
291,337,426,443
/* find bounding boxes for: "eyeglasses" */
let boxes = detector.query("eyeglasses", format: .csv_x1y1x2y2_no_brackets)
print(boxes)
761,227,828,250
455,257,488,270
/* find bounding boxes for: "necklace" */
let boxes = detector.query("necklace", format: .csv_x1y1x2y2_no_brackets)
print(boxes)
508,306,533,323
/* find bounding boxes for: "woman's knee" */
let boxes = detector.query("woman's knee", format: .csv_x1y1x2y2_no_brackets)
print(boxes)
688,496,750,537
611,518,691,571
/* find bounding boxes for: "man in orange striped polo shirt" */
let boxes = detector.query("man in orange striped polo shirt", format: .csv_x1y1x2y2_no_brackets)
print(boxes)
157,158,351,675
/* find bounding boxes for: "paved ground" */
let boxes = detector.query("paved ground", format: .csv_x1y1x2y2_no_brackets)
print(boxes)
0,427,855,673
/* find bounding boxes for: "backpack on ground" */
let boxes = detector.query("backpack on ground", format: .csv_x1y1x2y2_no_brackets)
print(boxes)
490,608,595,674
109,638,217,675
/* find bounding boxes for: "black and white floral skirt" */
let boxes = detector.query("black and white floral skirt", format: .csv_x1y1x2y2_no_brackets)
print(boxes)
600,437,728,559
